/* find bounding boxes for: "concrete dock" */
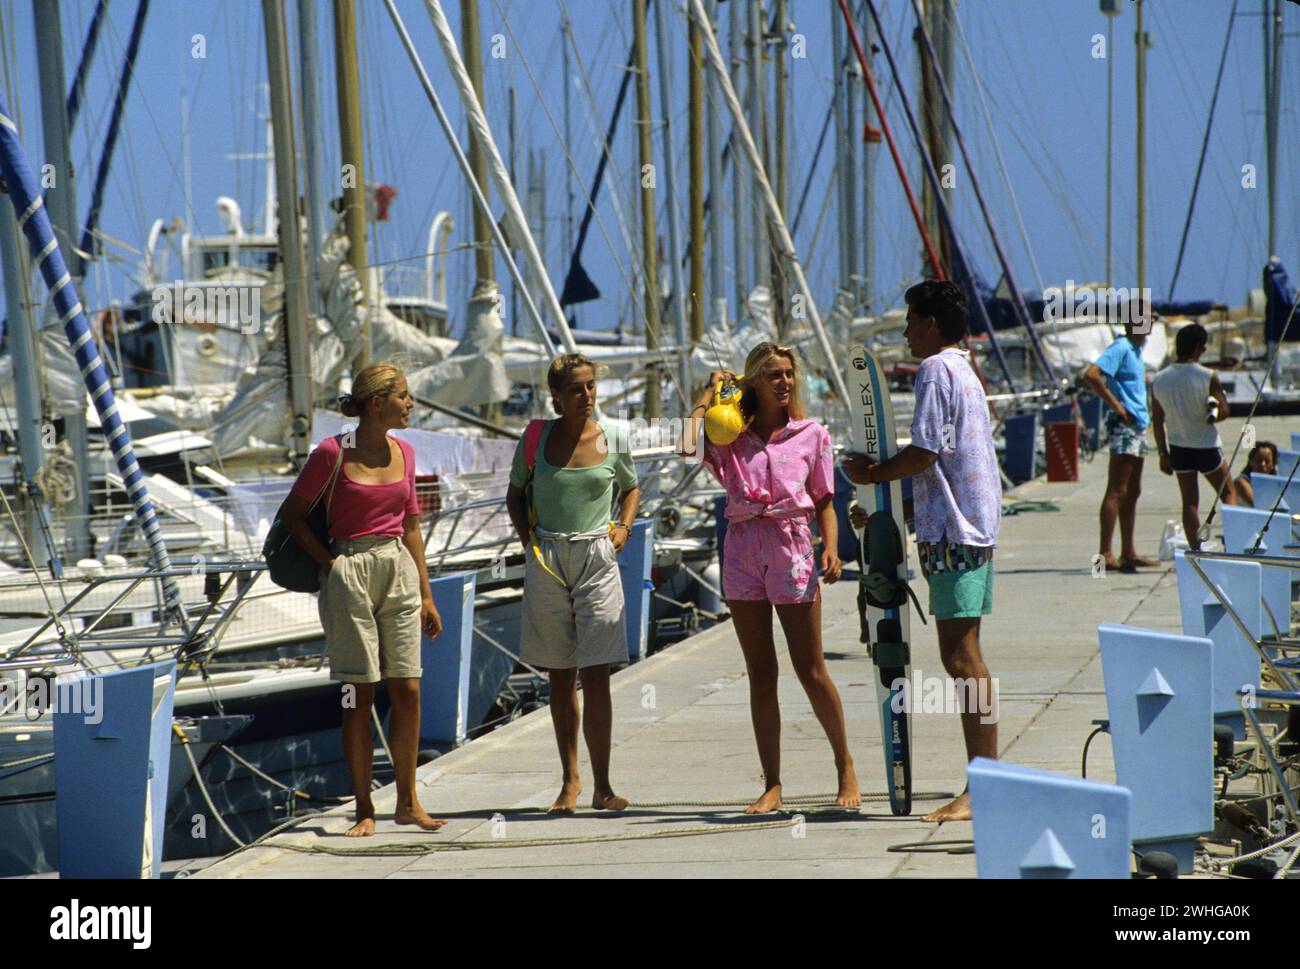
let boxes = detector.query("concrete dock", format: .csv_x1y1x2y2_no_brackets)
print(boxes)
192,416,1292,879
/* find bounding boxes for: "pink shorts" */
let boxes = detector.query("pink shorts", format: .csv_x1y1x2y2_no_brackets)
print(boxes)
723,516,819,605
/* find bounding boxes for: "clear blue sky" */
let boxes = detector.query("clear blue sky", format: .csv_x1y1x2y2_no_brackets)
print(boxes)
2,0,1295,338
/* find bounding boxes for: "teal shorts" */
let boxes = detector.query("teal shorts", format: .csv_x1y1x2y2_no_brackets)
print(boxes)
925,560,995,620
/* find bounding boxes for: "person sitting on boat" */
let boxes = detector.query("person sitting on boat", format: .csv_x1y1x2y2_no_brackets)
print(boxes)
683,342,858,815
1082,306,1160,573
842,281,1000,824
281,363,446,838
1151,323,1234,549
1234,440,1279,507
505,353,640,814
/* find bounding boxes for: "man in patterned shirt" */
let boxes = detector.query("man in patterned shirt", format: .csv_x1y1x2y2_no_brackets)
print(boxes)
842,280,1000,823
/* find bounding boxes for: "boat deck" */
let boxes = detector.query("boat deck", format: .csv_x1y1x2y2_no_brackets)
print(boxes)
191,416,1294,879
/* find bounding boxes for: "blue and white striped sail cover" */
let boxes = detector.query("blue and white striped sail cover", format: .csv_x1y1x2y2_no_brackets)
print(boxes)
0,92,181,612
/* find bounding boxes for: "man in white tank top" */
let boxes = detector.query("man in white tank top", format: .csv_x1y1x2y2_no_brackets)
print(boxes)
1151,323,1233,550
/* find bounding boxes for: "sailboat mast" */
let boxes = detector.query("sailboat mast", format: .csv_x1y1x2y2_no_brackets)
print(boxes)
689,3,705,345
298,0,326,318
652,0,691,397
263,0,313,467
462,0,496,289
1265,0,1281,258
832,6,850,289
633,0,662,417
747,0,768,294
772,0,787,335
688,0,853,416
333,0,370,370
1135,0,1148,298
729,0,748,318
0,183,53,568
862,4,876,315
1104,1,1117,286
706,0,726,332
33,0,92,559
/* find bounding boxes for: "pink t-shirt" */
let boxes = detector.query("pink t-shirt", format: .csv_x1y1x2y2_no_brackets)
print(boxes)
703,419,835,522
290,435,420,541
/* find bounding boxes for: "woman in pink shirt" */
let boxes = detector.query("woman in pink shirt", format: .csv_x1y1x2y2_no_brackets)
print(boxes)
688,342,858,814
281,363,445,837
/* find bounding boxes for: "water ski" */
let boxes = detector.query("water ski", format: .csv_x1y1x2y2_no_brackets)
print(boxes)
847,344,913,816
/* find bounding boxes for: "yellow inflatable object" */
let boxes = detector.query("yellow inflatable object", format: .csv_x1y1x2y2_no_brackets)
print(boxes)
704,379,751,446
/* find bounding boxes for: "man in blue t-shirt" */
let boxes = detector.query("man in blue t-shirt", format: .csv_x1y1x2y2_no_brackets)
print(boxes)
1083,313,1159,573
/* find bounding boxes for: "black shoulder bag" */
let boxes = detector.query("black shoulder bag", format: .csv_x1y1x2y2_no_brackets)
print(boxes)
262,439,345,593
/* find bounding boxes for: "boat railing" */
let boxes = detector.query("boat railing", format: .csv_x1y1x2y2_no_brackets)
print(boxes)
0,560,264,674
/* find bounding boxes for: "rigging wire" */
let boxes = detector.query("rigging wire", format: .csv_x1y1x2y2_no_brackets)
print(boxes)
558,1,644,293
489,0,688,406
1168,0,1240,300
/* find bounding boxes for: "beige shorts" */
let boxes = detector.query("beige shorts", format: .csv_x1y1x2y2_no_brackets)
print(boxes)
521,527,628,670
318,535,422,683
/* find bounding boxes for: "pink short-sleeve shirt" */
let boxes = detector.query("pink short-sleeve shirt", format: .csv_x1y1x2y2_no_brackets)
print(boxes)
290,435,420,541
703,419,834,522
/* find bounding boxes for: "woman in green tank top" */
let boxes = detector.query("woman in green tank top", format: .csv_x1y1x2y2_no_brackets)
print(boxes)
505,354,640,814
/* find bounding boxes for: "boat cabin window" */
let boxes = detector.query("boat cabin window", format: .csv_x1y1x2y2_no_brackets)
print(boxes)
199,245,279,277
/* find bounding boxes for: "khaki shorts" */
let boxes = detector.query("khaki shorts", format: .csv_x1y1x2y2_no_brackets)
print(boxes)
521,527,628,670
318,535,422,683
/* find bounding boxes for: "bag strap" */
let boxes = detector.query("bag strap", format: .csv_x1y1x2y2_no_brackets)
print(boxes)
323,435,345,521
524,419,546,471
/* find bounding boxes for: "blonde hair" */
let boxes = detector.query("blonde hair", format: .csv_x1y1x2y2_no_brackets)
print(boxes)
739,342,804,420
340,363,405,418
547,353,602,415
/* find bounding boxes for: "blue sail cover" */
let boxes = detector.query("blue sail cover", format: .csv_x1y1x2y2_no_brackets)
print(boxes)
964,267,1216,331
0,92,182,614
1264,259,1297,343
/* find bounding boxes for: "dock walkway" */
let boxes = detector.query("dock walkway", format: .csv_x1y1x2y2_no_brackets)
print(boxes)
193,416,1291,879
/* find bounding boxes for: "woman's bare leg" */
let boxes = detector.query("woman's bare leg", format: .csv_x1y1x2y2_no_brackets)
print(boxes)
341,682,377,836
546,668,582,813
578,664,628,810
777,597,860,808
386,677,447,830
730,599,784,813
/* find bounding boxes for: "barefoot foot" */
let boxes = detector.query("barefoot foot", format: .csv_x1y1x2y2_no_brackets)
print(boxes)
592,790,629,811
345,799,376,837
547,780,582,814
345,816,375,838
836,762,861,808
744,784,783,814
394,805,448,831
921,792,972,823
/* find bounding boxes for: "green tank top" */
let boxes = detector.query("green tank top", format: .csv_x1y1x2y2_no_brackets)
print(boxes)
508,421,638,534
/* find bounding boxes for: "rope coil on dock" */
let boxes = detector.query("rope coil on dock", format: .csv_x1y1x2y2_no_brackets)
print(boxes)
235,791,957,858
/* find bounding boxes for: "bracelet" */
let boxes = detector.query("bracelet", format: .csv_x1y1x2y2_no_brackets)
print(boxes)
613,522,631,533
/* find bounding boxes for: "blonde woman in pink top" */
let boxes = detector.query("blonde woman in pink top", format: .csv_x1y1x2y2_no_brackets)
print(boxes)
686,342,859,814
282,363,446,837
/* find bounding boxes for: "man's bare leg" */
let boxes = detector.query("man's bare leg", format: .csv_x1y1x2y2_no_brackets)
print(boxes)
341,682,377,837
923,618,998,823
1206,463,1234,508
1118,456,1148,563
777,597,860,808
1098,453,1129,569
386,677,447,831
578,665,628,810
546,668,582,813
1175,471,1202,551
730,599,783,813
